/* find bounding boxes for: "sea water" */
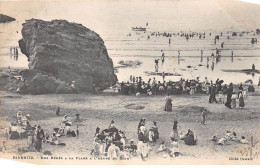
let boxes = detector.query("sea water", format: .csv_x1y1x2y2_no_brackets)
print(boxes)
0,0,260,84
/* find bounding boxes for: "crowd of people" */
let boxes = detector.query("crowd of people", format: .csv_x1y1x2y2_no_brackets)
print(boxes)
3,107,80,153
210,130,249,146
91,118,200,160
2,109,252,161
117,75,254,111
90,116,251,160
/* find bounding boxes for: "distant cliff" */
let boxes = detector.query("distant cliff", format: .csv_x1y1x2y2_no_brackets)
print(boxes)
0,14,16,23
14,19,117,94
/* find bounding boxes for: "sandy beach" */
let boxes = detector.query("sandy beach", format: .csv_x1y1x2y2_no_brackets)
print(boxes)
1,88,260,163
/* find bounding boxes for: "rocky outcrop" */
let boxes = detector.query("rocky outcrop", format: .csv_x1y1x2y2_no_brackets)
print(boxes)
0,14,16,23
17,19,117,94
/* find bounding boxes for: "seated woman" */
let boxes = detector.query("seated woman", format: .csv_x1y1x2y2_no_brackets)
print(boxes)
224,130,233,140
169,138,180,157
97,131,106,141
9,123,21,140
126,139,137,153
157,141,167,153
44,133,50,143
210,135,218,142
240,136,249,144
109,120,116,129
50,133,66,146
61,115,69,125
231,132,239,142
183,129,197,146
57,123,65,136
248,83,255,92
66,125,76,137
217,137,227,145
106,132,114,142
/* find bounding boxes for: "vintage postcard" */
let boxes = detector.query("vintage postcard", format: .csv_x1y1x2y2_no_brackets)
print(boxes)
0,0,260,165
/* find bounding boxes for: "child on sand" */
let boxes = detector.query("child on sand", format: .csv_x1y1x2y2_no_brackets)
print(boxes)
4,128,8,140
217,137,227,145
224,130,233,140
240,136,249,144
157,141,167,153
217,91,225,104
210,135,218,142
2,140,6,151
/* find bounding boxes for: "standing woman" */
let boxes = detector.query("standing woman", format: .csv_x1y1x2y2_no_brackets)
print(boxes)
225,83,233,109
231,92,237,109
239,91,245,108
137,126,150,161
190,81,195,95
164,96,173,112
171,120,179,141
152,121,159,140
35,126,45,152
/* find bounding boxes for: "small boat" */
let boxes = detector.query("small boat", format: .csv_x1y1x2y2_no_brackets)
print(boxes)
132,27,146,31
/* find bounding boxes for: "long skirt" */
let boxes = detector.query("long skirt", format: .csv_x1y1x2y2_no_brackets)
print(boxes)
137,141,150,158
239,97,245,107
190,88,195,95
173,130,179,140
231,99,236,108
225,94,232,108
164,100,172,111
148,131,154,142
183,135,196,146
27,136,34,149
35,140,42,152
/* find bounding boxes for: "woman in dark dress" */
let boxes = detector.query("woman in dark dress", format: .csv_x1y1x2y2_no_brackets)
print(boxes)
238,92,245,108
225,83,233,109
164,96,172,111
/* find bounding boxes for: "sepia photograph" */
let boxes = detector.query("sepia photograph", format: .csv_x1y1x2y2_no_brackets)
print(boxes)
0,0,260,165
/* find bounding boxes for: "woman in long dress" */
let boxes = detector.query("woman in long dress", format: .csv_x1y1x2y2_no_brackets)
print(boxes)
190,85,195,95
231,93,237,109
137,126,150,160
238,92,245,108
164,96,172,111
171,121,179,141
225,83,233,109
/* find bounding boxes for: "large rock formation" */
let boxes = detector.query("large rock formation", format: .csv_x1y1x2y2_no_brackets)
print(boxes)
17,19,117,94
0,14,16,23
